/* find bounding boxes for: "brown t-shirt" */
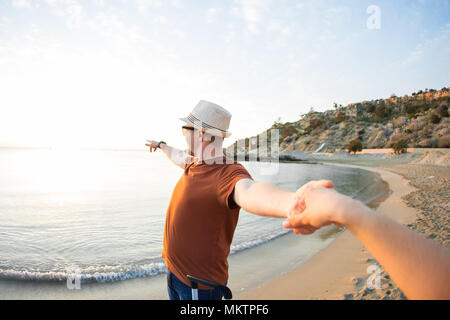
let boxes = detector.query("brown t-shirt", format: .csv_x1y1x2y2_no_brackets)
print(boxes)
162,155,253,289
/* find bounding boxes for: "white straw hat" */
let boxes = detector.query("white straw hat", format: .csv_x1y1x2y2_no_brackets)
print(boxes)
179,100,232,138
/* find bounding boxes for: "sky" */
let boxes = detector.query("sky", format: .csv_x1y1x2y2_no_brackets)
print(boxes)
0,0,449,150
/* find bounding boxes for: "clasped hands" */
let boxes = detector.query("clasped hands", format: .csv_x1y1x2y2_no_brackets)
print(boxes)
283,180,347,235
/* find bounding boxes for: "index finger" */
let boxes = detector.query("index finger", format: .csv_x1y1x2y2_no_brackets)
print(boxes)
313,180,334,188
296,180,334,198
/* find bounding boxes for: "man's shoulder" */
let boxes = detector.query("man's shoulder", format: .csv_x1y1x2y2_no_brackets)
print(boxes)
219,156,243,168
219,158,251,177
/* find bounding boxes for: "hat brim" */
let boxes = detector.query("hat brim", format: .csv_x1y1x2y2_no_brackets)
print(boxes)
179,117,231,138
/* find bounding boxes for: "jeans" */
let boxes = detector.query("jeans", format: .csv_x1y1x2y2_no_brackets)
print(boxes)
167,271,225,300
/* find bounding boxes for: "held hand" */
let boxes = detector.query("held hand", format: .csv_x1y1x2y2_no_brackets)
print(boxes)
145,140,159,152
284,180,342,235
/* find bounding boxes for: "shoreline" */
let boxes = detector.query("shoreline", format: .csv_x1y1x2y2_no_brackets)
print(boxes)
237,164,419,300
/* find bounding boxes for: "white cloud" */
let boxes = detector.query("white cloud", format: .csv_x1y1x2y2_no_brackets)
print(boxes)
153,15,168,24
170,0,183,9
0,16,11,27
136,0,183,14
42,0,77,6
267,20,281,32
85,12,149,46
43,0,59,5
66,4,84,30
267,20,292,37
50,8,66,16
41,0,83,21
152,16,186,40
401,23,450,67
323,6,351,28
281,26,291,37
137,0,163,15
226,30,236,44
205,8,217,24
236,0,267,34
93,0,105,6
12,0,31,9
226,28,236,44
173,28,185,39
230,6,240,17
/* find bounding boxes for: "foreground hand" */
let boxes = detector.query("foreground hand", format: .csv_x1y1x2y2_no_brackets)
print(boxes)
285,180,348,235
145,140,159,152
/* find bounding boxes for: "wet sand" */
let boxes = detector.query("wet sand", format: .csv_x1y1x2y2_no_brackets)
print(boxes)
344,164,449,300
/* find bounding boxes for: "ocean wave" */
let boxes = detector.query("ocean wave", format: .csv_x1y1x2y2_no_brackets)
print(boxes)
230,229,291,255
0,230,293,284
0,262,168,283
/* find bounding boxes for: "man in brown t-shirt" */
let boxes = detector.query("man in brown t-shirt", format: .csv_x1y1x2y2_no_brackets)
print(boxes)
146,101,332,300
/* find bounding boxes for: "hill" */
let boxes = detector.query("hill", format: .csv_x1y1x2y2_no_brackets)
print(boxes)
227,87,450,155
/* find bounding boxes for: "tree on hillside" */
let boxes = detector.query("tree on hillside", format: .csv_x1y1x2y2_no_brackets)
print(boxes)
347,140,362,154
308,117,324,130
335,112,346,123
430,113,441,124
393,138,408,154
281,125,297,139
437,105,448,117
375,105,386,119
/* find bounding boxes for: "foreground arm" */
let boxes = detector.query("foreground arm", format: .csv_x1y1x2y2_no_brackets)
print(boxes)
233,179,333,219
283,184,450,300
146,140,192,169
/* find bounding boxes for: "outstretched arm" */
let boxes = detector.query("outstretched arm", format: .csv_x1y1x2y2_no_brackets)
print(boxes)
233,179,334,219
146,140,192,169
283,183,450,300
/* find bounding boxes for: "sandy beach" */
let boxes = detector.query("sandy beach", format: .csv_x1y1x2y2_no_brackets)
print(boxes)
238,149,449,300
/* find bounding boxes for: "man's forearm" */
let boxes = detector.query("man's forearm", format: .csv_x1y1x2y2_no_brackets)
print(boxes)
240,182,293,218
340,201,450,300
160,143,190,169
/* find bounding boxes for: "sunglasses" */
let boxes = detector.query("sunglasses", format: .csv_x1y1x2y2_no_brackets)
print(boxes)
182,125,195,135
